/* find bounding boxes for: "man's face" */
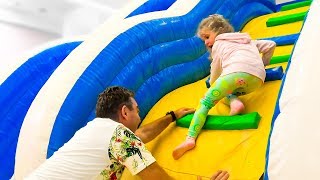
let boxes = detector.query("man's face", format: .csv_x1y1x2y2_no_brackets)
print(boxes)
126,97,141,132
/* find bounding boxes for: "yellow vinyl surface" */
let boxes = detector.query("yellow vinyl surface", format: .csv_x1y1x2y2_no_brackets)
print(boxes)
121,6,309,180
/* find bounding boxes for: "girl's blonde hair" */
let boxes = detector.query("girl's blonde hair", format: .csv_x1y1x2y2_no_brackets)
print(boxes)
197,14,234,36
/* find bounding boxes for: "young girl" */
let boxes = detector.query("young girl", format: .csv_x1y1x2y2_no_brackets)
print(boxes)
172,14,276,160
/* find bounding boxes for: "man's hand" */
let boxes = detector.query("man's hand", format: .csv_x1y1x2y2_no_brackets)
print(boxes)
197,170,229,180
173,107,195,120
135,108,194,143
210,170,229,180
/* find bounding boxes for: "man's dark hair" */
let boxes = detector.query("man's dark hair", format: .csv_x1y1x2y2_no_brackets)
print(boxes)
96,86,134,121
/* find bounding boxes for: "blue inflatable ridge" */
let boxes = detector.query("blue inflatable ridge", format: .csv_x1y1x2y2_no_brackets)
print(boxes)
265,66,284,82
260,33,299,46
135,53,211,118
127,0,177,18
0,41,81,180
231,2,273,31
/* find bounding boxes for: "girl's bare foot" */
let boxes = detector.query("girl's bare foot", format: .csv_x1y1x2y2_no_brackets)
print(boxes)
229,99,245,115
172,137,196,160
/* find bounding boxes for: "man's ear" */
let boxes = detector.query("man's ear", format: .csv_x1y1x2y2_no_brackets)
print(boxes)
120,105,128,120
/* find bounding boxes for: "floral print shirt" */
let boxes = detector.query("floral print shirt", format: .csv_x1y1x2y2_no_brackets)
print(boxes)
99,124,155,180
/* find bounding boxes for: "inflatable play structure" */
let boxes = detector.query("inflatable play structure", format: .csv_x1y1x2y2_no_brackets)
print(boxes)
0,0,317,179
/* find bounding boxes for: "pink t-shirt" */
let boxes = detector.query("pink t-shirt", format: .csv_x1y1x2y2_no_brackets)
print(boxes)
209,32,276,85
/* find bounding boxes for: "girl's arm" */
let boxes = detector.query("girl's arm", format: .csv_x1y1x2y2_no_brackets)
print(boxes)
209,48,222,85
253,40,276,66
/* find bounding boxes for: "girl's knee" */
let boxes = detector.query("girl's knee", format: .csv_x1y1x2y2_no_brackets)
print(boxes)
200,96,221,109
203,87,226,109
226,94,238,101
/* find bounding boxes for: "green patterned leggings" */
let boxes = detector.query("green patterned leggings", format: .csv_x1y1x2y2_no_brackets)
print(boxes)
188,72,263,138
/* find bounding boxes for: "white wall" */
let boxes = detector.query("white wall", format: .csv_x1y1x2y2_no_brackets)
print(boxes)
62,6,115,37
0,22,60,79
276,0,294,4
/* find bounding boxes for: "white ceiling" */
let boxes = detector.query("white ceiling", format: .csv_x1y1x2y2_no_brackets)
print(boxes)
0,0,130,35
0,0,293,36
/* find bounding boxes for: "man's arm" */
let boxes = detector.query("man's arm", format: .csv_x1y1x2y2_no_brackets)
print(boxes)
135,107,195,143
137,162,173,180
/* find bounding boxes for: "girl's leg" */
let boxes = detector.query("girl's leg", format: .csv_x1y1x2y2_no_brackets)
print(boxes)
172,105,210,160
173,82,227,160
223,73,263,115
173,73,263,160
226,94,245,115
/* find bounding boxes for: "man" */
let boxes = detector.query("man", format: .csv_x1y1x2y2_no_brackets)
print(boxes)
26,86,229,180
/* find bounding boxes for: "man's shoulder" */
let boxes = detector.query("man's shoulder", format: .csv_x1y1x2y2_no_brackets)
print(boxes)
89,118,121,128
71,118,122,143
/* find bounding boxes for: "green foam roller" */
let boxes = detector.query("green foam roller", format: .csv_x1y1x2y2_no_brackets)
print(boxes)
280,1,312,11
266,11,307,27
270,54,291,64
176,112,261,130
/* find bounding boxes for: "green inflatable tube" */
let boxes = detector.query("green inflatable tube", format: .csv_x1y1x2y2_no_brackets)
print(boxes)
270,54,291,64
280,1,312,11
266,11,307,27
176,112,261,130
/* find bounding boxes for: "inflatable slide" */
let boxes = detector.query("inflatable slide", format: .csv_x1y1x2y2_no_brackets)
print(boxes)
0,0,316,179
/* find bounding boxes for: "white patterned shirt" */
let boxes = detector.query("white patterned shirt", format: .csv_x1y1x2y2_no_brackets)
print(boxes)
99,124,156,180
